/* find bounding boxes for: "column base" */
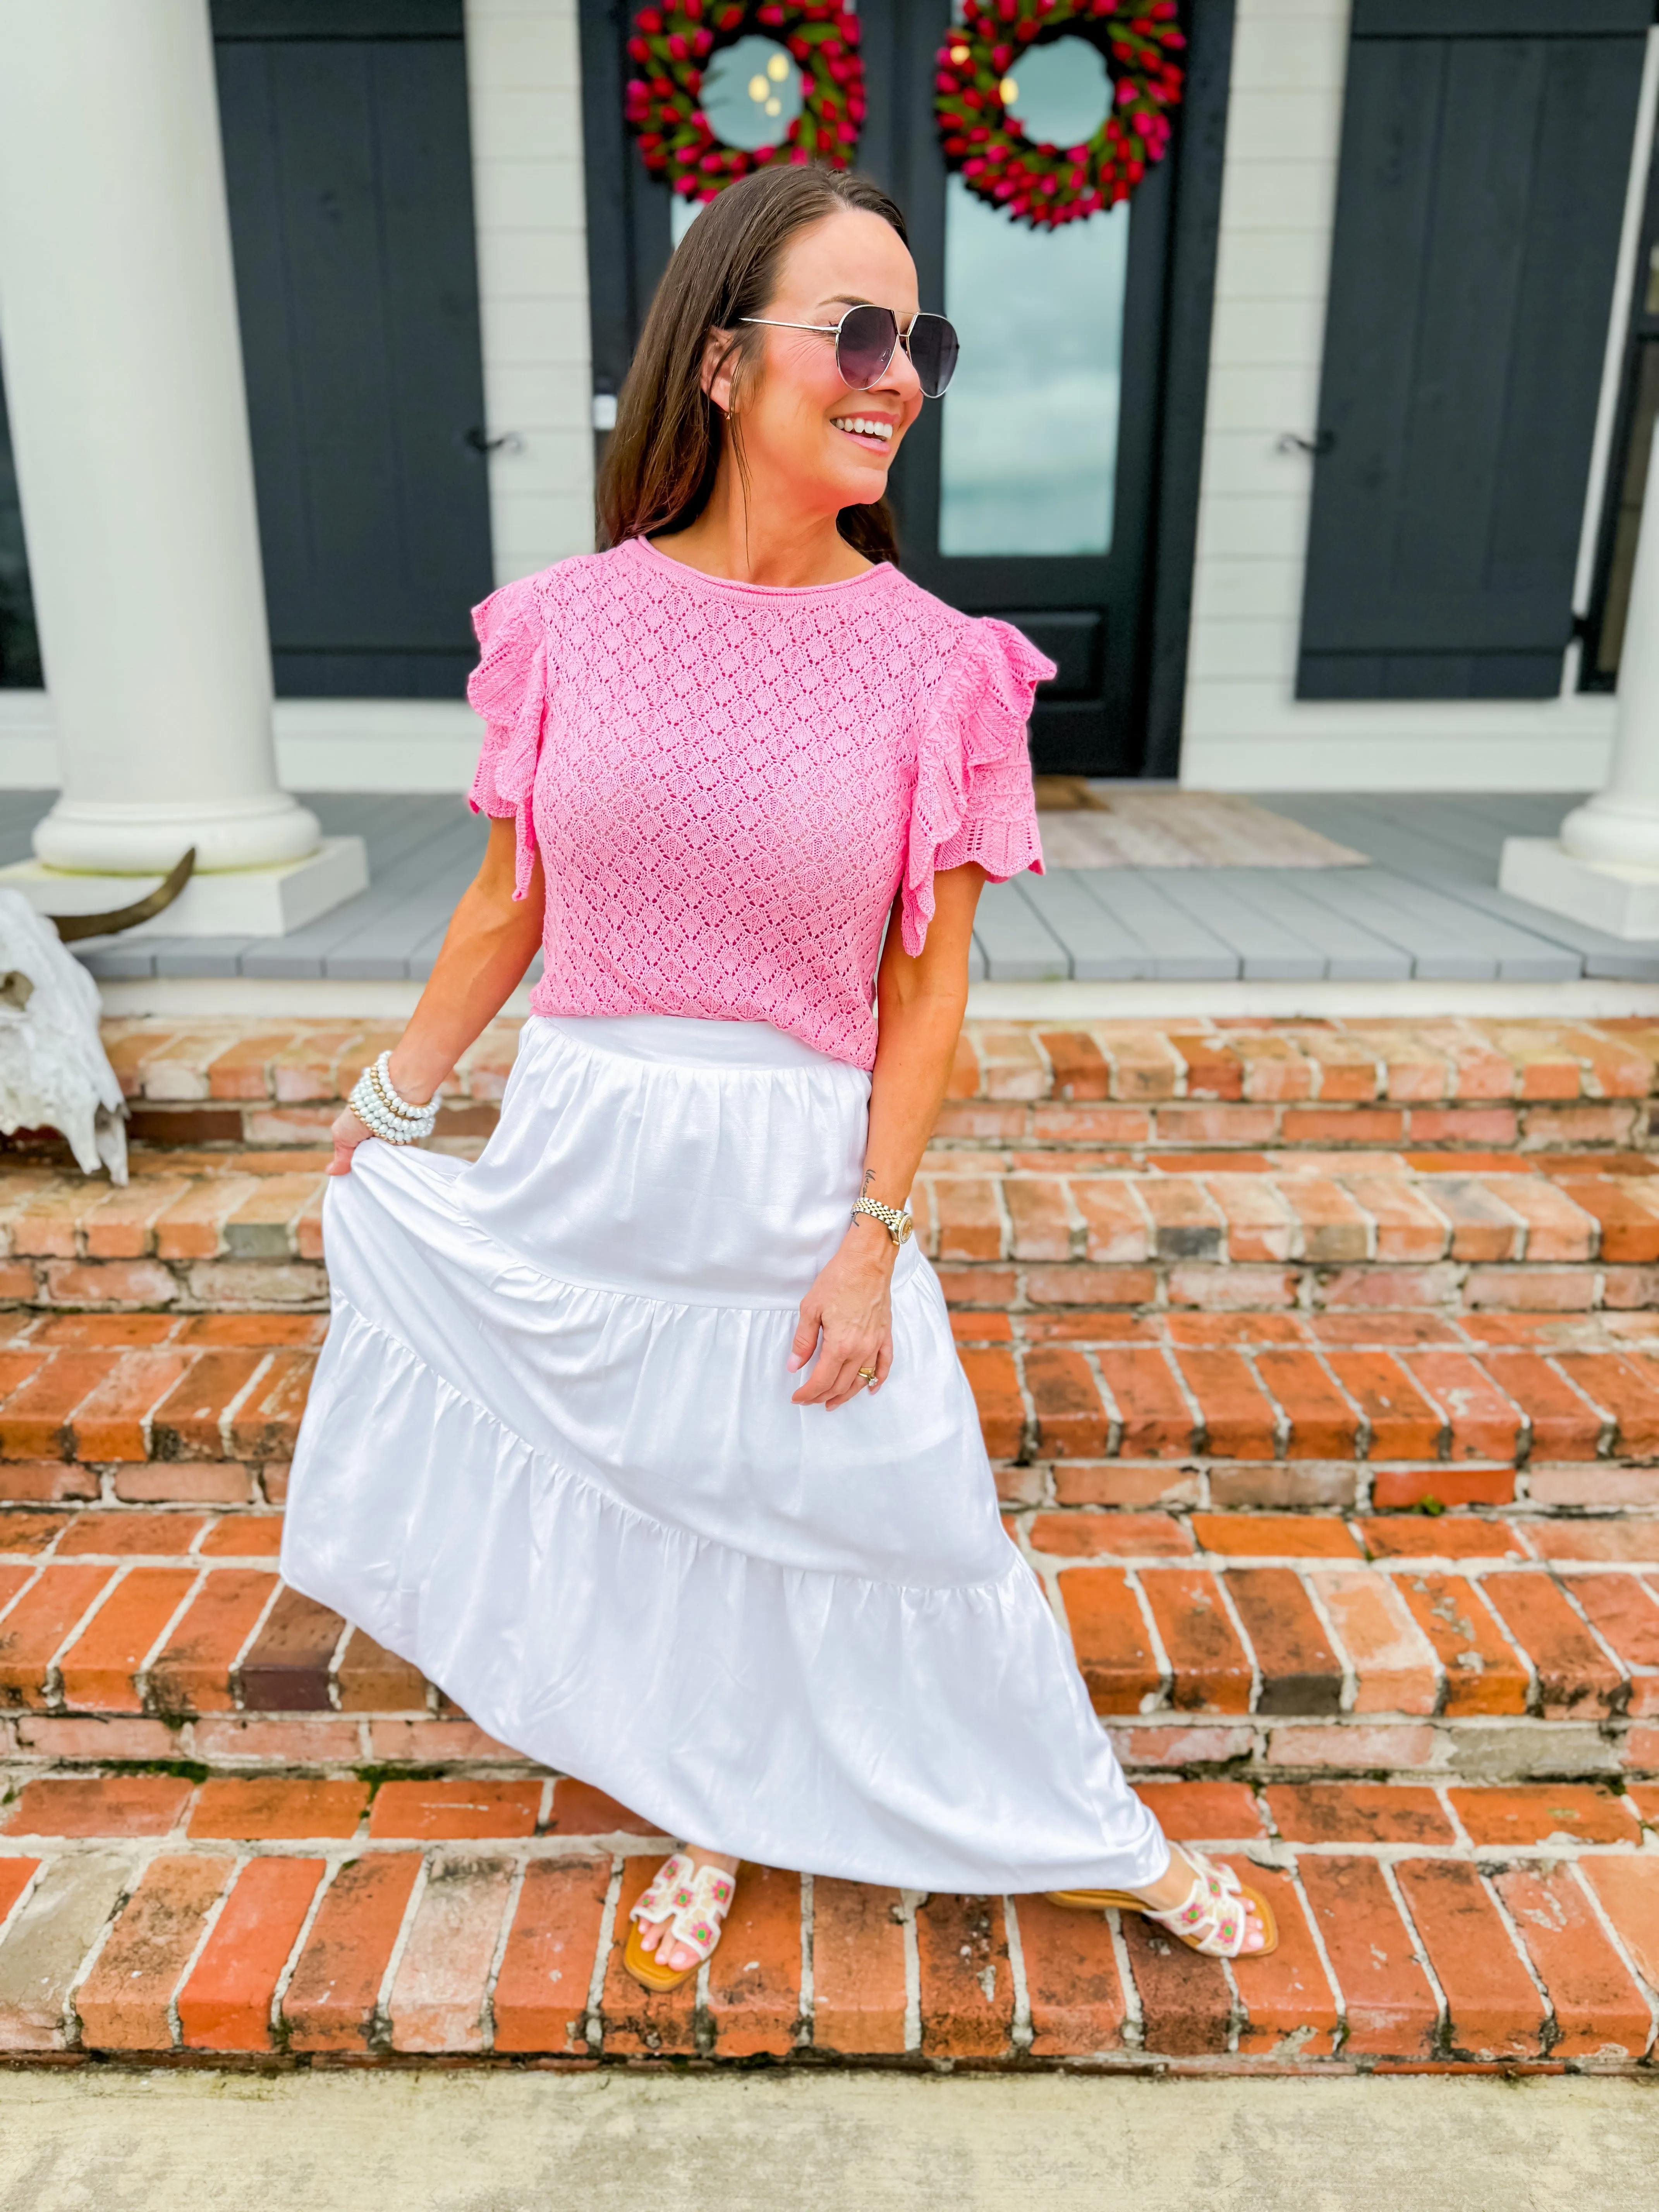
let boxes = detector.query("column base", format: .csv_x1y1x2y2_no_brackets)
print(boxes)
0,836,368,938
1499,837,1659,941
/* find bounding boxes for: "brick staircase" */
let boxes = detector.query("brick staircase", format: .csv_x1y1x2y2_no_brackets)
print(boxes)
2,1015,1659,2070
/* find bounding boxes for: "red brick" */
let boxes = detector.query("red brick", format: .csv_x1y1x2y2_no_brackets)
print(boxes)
0,1512,69,1555
917,1892,1012,2058
237,1584,345,1709
77,1853,231,2049
199,1515,285,1557
368,1780,541,1841
189,1776,368,1840
1361,1519,1524,1561
1408,1107,1517,1144
1016,1892,1129,2056
178,1855,325,2050
1464,1267,1597,1313
1138,1569,1253,1712
1281,1107,1403,1145
599,1855,698,2056
334,1626,428,1713
1168,1262,1298,1311
1298,1856,1438,2056
490,1856,609,2054
703,1861,802,2057
282,1853,422,2051
1251,1349,1357,1458
1095,1348,1194,1457
1226,1568,1341,1714
1054,1463,1201,1509
0,1464,97,1504
0,1856,38,1927
811,1878,908,2055
2,1773,192,1837
113,1464,256,1506
1394,1857,1545,2060
1224,1860,1340,2057
1264,1784,1454,1845
1003,1178,1072,1262
1479,1577,1623,1717
149,1352,264,1458
1402,1352,1522,1463
67,1352,191,1462
179,1313,328,1347
1057,1568,1161,1713
1394,1573,1528,1715
544,1780,658,1837
0,1352,114,1458
1342,1177,1450,1261
1175,1350,1278,1460
960,1348,1025,1459
1037,1030,1110,1101
1572,1574,1659,1709
0,1563,117,1705
1424,1179,1524,1262
933,1179,1005,1262
148,1569,276,1714
1119,1906,1230,2055
1492,1177,1599,1262
1580,1858,1659,1995
1449,1785,1637,1847
227,1350,313,1462
1558,1180,1659,1263
1492,1863,1651,2058
1307,1570,1440,1713
1138,1178,1225,1261
388,1853,516,2053
1025,1265,1158,1309
1135,1780,1266,1840
1024,1347,1109,1459
1280,1178,1371,1264
55,1511,206,1558
1370,1468,1516,1510
57,1565,195,1709
1558,1353,1659,1457
1319,1264,1460,1311
1026,1511,1192,1558
1200,1175,1295,1263
1324,1351,1444,1459
1190,1514,1361,1559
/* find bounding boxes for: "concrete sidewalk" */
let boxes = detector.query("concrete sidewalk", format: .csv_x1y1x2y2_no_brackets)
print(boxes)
1,2070,1656,2212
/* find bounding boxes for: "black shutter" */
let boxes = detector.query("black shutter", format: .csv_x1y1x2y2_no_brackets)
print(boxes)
212,0,494,698
1296,0,1651,701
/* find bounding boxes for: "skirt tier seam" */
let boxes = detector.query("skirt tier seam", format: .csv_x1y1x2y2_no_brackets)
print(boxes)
320,1292,1022,1600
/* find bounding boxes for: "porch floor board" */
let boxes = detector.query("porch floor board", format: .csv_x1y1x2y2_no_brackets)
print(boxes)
7,788,1657,985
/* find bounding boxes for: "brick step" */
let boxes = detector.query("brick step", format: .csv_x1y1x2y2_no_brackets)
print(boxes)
3,1017,1650,1164
12,1149,1659,1317
13,1312,1659,1495
5,1499,1659,1782
0,1772,1655,2066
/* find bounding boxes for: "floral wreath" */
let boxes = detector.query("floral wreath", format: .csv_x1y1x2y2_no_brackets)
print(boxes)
624,0,865,203
934,0,1185,230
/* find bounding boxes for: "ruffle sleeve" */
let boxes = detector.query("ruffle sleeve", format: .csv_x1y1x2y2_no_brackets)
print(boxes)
465,575,550,903
902,617,1055,956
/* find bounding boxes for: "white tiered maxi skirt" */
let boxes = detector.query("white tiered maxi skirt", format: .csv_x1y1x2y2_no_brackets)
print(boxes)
281,1013,1168,1894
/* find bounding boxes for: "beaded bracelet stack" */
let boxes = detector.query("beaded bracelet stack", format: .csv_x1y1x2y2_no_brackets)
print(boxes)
348,1051,437,1145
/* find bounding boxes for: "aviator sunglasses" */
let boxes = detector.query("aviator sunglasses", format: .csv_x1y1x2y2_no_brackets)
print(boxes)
741,304,960,399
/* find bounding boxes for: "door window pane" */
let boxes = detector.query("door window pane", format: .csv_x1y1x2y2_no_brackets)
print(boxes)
938,175,1128,558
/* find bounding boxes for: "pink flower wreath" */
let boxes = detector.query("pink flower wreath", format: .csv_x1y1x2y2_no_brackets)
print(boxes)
623,0,866,203
934,0,1185,230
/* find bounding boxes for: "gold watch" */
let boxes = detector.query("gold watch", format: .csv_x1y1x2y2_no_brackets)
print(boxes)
853,1196,913,1246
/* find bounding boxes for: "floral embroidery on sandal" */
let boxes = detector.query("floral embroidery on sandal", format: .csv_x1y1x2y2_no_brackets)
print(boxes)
1044,1846,1278,1960
623,1851,738,1993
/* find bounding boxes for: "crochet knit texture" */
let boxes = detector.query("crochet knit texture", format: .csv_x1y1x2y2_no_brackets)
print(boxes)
466,536,1051,1069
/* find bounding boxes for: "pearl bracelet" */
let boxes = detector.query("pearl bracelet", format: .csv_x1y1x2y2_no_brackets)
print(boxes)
348,1055,436,1144
369,1052,434,1126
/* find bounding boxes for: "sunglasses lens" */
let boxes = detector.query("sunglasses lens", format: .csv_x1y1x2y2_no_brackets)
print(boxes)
836,304,899,389
908,314,960,399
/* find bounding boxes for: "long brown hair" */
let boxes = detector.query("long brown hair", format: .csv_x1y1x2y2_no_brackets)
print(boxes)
597,167,907,565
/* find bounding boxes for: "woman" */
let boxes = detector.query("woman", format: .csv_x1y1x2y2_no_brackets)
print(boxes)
281,165,1273,1992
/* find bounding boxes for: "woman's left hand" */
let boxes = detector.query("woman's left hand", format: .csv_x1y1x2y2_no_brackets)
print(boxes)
788,1227,895,1409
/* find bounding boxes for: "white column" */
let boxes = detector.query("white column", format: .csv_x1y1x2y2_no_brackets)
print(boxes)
0,0,365,931
1500,436,1659,938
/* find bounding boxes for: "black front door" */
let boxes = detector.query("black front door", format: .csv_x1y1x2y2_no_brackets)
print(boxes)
578,0,1230,775
211,0,495,698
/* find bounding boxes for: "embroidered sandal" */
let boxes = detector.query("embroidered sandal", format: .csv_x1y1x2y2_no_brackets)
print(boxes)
1047,1844,1278,1960
623,1852,737,1992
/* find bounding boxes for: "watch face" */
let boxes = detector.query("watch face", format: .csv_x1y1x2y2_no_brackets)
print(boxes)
899,1217,913,1243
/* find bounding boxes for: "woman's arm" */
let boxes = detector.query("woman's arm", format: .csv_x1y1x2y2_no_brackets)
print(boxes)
788,862,984,1408
328,817,545,1175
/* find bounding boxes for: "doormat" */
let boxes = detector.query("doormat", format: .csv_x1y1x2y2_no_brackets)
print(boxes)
1032,783,1367,868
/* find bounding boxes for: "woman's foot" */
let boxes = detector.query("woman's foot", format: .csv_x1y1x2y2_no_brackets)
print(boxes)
1130,1843,1269,1954
633,1845,739,1974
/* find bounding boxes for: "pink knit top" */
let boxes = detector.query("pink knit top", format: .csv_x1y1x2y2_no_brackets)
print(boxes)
465,536,1051,1070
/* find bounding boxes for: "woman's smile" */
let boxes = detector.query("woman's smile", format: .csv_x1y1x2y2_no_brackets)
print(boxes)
831,410,897,450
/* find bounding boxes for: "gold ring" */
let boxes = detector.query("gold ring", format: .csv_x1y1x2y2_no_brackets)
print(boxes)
857,1368,877,1384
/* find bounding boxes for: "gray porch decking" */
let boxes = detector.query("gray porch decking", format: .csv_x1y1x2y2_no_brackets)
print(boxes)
7,787,1657,986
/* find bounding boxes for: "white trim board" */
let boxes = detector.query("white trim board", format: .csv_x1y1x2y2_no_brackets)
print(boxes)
93,974,1659,1022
